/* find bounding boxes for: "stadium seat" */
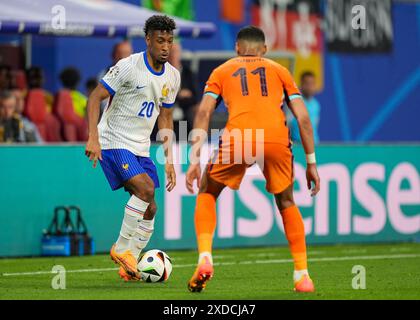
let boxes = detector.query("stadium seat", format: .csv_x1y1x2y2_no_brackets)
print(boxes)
34,122,48,141
24,89,49,140
24,89,47,122
53,90,88,142
45,113,63,142
24,89,64,142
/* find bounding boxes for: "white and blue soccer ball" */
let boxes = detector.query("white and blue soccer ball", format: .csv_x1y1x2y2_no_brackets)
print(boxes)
137,249,172,283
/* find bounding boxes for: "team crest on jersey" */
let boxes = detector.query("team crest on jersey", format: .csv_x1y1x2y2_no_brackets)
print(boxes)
161,84,170,99
107,65,120,78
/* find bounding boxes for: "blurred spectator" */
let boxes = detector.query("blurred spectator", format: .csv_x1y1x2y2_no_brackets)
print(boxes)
112,40,133,63
11,88,24,114
0,65,13,91
0,91,24,143
85,78,98,97
96,41,132,125
168,42,198,137
11,88,43,143
288,71,321,144
59,67,87,118
26,66,54,112
98,40,133,79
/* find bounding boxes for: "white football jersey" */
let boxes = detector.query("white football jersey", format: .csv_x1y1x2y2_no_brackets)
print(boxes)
98,51,180,157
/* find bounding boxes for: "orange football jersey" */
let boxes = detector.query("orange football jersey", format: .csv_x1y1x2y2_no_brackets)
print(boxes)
204,56,301,145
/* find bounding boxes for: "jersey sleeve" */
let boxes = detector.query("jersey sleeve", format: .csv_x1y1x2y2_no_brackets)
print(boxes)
100,57,132,96
203,68,223,100
278,66,301,105
161,69,181,108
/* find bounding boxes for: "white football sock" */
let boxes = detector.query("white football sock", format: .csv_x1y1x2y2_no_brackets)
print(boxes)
293,269,309,282
198,252,213,265
115,195,149,254
130,218,155,260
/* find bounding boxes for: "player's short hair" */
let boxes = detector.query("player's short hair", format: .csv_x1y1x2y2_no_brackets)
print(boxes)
26,66,44,89
143,15,176,36
300,71,316,81
59,67,81,90
236,25,265,43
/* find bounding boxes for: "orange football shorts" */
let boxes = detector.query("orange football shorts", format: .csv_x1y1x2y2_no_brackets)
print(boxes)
207,138,294,194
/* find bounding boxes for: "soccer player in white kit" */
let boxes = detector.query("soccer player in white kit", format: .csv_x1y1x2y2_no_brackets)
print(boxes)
85,15,180,281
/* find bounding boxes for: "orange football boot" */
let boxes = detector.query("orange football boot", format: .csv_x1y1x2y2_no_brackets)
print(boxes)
118,266,140,282
294,274,315,293
110,244,141,280
187,256,214,293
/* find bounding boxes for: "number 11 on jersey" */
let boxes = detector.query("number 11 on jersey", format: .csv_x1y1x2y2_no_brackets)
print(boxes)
233,67,268,97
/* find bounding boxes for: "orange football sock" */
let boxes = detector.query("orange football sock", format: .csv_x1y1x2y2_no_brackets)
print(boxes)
194,193,217,255
280,205,308,271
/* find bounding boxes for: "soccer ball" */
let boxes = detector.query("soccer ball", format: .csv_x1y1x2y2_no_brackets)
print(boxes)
137,249,172,282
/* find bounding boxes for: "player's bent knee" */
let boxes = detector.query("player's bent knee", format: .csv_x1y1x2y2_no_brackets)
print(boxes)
276,194,295,211
275,186,295,211
200,174,225,198
141,187,154,203
131,182,154,203
144,184,155,201
278,199,295,211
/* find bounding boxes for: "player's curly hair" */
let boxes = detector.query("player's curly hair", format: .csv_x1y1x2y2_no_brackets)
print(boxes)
143,15,176,36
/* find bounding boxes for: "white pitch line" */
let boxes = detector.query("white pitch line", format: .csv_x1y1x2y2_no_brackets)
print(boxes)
1,267,120,277
2,253,420,277
254,253,420,264
253,250,326,257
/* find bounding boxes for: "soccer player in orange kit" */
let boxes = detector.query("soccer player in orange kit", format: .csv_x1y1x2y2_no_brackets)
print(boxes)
185,26,320,293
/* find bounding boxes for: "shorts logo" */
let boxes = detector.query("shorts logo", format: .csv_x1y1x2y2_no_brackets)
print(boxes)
122,163,129,170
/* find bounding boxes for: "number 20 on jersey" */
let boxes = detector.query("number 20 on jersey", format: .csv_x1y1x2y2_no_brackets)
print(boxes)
138,101,154,118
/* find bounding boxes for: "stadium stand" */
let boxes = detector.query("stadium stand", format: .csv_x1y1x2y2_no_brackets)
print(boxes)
53,89,88,142
24,88,63,142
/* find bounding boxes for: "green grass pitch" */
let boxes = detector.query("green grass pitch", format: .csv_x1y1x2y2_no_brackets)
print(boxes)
1,243,419,300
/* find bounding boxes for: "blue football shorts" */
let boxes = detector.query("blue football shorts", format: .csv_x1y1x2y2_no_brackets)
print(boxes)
99,149,160,191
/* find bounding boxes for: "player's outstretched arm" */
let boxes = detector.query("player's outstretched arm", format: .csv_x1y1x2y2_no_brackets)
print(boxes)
288,98,320,196
158,107,176,192
85,83,110,168
186,94,217,194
